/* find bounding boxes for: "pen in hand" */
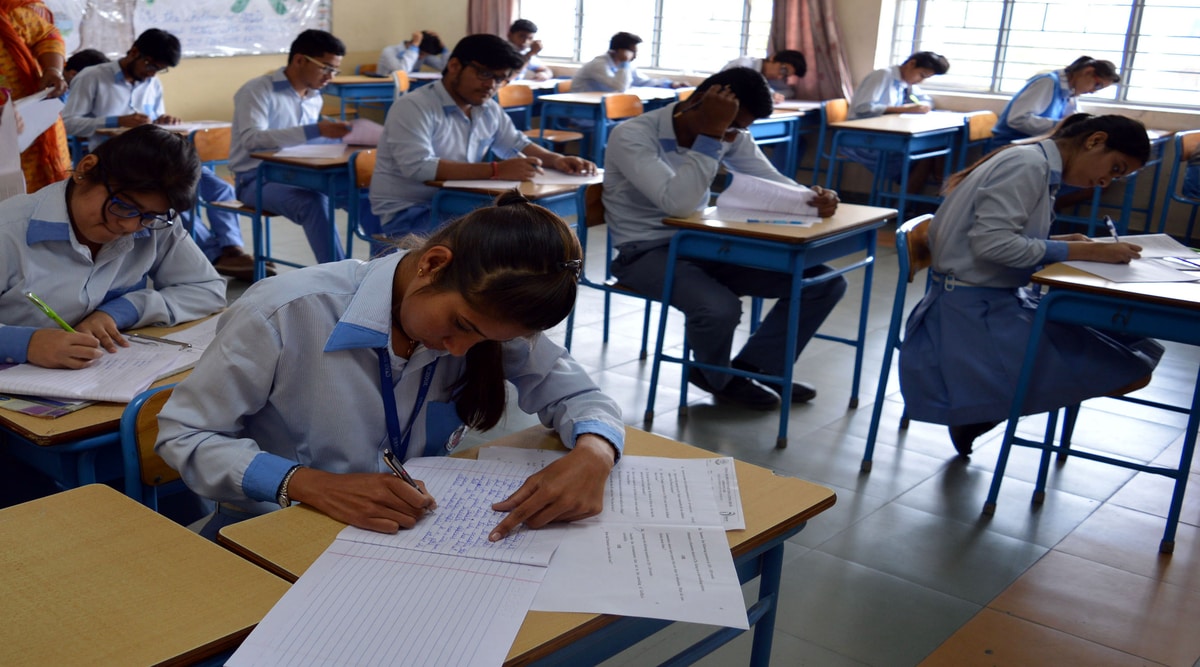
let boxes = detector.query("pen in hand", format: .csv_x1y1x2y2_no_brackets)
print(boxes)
383,449,436,512
25,292,75,332
1104,215,1121,243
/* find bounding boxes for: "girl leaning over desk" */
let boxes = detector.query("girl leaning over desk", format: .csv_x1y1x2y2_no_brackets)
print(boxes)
991,56,1121,145
157,192,624,542
0,124,225,368
898,114,1164,457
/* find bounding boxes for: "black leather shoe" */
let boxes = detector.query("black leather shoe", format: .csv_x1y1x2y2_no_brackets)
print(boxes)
688,373,780,411
730,359,817,403
947,421,1001,457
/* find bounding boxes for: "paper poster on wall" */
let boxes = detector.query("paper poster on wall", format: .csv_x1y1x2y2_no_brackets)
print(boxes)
42,0,330,58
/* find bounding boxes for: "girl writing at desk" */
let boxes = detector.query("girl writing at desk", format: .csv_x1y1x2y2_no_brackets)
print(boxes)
157,193,624,542
992,56,1120,145
0,124,225,368
899,114,1164,456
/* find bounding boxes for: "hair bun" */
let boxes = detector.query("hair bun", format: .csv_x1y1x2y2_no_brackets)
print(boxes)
493,190,531,207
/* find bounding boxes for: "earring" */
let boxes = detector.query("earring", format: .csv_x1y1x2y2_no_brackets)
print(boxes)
417,268,425,277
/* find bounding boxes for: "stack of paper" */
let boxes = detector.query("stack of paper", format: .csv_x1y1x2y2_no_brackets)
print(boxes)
1064,234,1200,283
715,173,821,226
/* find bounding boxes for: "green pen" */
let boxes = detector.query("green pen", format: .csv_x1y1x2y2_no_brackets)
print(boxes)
25,292,76,333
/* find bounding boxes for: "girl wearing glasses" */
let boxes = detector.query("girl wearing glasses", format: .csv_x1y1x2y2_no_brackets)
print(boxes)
158,192,623,543
0,124,225,369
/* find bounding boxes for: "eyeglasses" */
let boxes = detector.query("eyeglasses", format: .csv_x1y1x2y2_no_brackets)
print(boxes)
467,62,513,84
104,187,177,230
141,57,170,75
302,54,342,77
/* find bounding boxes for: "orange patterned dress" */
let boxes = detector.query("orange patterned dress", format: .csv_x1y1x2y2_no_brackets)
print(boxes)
0,0,69,192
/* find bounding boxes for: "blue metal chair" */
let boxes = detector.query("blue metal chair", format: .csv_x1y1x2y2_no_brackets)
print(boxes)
119,384,183,510
1156,130,1200,240
563,182,654,358
957,110,997,170
860,215,932,472
812,98,847,186
344,149,385,257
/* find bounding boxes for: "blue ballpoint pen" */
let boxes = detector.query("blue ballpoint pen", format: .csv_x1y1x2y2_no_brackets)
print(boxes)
1104,215,1120,243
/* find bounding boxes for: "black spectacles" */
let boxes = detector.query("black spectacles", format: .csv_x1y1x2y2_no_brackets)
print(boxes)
302,54,341,77
141,57,170,74
104,186,176,230
467,62,513,83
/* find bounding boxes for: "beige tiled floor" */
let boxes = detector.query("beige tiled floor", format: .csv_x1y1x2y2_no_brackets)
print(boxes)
180,211,1200,666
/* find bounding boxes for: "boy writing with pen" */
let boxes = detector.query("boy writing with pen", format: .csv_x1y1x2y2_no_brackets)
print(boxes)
0,125,225,368
369,34,595,241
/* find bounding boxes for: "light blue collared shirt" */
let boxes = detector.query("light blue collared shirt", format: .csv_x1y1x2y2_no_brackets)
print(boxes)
848,65,933,119
156,250,624,517
369,80,531,223
603,103,799,249
228,68,326,178
570,53,672,93
0,181,226,364
377,43,448,75
61,61,166,147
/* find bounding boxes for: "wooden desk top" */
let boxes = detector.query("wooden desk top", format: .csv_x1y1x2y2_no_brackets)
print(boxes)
250,144,372,168
328,75,393,85
774,100,824,113
0,485,289,666
409,71,443,80
95,120,230,137
665,202,897,244
430,179,593,199
539,87,679,104
830,111,970,134
507,78,567,90
218,426,836,665
0,316,215,447
1034,263,1200,310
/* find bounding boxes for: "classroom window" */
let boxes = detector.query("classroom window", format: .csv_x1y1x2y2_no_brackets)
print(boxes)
517,0,772,73
891,0,1200,108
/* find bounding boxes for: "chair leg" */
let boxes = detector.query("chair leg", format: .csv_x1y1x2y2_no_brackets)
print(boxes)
1032,409,1061,505
639,300,651,361
1058,404,1079,462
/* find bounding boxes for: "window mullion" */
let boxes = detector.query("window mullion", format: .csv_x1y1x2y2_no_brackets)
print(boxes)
990,0,1016,93
651,0,665,68
1120,0,1146,104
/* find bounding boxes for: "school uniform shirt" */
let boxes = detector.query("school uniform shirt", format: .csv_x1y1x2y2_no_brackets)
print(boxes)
720,56,792,97
377,43,448,75
604,102,796,250
897,139,1162,425
61,61,165,148
992,70,1076,144
848,65,932,119
514,50,546,81
0,180,226,364
227,68,326,179
155,250,625,517
368,80,531,224
570,53,672,93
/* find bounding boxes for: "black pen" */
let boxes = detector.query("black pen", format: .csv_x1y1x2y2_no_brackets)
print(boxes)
383,449,436,512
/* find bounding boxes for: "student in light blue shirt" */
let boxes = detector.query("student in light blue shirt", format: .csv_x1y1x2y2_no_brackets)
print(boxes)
570,32,683,93
721,50,807,102
228,30,352,264
377,30,448,75
0,125,225,368
157,193,623,541
992,57,1120,145
62,30,256,280
508,19,551,81
370,34,594,239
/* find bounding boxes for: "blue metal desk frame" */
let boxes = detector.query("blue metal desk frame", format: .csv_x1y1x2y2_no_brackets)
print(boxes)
643,206,895,447
750,112,804,179
323,78,396,119
538,90,678,166
985,274,1200,554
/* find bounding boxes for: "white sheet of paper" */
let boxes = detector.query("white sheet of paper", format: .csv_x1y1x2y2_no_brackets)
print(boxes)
13,88,64,153
717,172,817,217
530,168,603,185
157,120,230,133
1060,259,1200,283
441,179,523,190
1,101,25,200
273,143,347,158
341,118,383,146
532,523,749,628
338,457,567,566
0,347,186,402
713,206,820,227
1090,233,1194,258
227,541,544,667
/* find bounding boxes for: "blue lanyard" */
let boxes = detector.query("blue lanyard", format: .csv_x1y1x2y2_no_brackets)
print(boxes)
375,347,439,460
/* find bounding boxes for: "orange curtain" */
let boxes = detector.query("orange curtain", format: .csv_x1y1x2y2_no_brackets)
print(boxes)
770,0,853,101
467,0,516,36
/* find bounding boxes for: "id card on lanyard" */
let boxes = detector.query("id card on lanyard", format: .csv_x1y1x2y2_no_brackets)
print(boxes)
375,347,439,461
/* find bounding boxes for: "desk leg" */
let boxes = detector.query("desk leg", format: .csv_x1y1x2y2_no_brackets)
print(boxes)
1162,364,1200,553
327,174,340,262
748,544,784,667
254,171,267,282
848,231,877,408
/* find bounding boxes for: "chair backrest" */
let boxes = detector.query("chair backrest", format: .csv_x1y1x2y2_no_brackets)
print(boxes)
357,63,378,75
497,84,534,108
676,87,695,102
351,149,376,188
393,70,410,96
604,93,644,120
823,98,849,124
556,79,571,92
898,214,933,284
965,110,998,142
1177,129,1200,163
189,126,232,166
119,384,181,509
584,181,605,227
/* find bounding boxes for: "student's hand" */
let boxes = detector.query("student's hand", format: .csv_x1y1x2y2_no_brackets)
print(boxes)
73,311,127,353
488,434,616,541
611,49,636,65
529,39,543,56
155,114,181,125
1051,233,1090,242
26,329,103,369
1068,240,1142,264
118,113,152,128
497,155,544,180
773,91,785,104
410,31,423,45
40,69,67,97
318,119,352,139
904,103,932,114
532,69,552,82
669,80,688,89
695,84,740,138
549,155,596,175
809,185,840,218
289,468,437,533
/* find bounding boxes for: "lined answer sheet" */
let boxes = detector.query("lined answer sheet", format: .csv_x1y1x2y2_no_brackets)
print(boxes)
228,541,544,667
0,347,185,402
